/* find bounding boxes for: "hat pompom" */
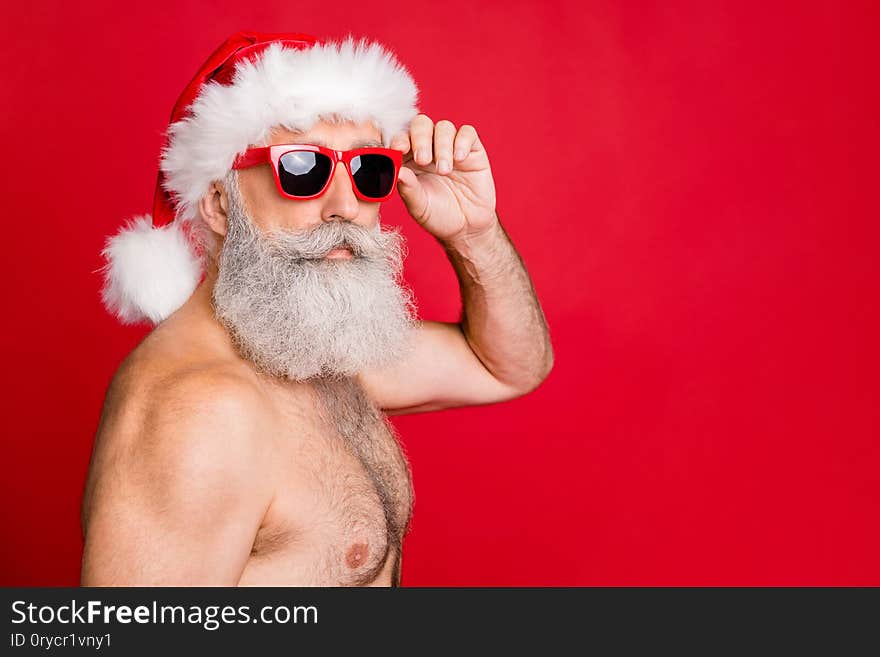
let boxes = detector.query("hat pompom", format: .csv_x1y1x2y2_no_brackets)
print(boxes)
100,215,202,325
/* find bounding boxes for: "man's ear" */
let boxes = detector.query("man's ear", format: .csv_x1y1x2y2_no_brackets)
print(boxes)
198,181,229,237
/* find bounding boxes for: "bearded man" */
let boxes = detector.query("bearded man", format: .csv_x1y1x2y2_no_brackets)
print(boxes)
81,32,553,586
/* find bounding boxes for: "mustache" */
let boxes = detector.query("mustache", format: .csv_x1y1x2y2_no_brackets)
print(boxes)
259,220,394,262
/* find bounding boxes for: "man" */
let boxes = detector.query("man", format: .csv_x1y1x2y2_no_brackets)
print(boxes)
81,32,553,586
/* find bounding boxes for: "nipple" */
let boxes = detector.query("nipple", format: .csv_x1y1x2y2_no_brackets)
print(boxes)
345,543,369,569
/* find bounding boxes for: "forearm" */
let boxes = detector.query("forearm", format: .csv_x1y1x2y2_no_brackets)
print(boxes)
441,214,554,392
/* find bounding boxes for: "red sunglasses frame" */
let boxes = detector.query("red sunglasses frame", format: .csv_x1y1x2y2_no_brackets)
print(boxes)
231,144,403,202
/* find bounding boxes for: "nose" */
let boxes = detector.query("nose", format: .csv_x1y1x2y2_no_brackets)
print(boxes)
320,160,361,223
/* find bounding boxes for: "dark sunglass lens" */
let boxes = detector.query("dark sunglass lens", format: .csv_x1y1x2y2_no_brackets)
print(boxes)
278,151,332,196
350,154,395,199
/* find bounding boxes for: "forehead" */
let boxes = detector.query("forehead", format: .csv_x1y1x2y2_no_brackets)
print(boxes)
267,119,383,150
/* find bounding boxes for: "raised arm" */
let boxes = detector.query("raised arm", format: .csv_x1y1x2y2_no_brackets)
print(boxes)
358,217,552,414
442,218,553,390
81,372,272,585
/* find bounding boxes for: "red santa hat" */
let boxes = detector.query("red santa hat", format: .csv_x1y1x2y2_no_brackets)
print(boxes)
99,30,420,325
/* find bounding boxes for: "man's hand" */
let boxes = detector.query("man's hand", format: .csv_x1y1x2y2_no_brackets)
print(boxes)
391,114,498,245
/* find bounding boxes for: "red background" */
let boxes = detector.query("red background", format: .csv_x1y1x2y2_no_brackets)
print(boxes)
1,1,877,585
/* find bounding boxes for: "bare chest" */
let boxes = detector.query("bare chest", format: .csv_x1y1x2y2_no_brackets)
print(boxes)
238,377,413,586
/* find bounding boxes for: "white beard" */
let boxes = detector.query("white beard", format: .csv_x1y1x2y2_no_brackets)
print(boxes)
211,176,418,381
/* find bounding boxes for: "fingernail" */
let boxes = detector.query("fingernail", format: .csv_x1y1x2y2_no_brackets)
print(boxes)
455,149,466,160
438,159,451,174
417,149,429,163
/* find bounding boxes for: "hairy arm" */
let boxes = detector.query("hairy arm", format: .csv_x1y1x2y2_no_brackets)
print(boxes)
81,372,273,585
358,217,554,415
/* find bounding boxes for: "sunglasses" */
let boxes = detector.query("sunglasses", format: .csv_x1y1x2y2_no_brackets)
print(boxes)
232,143,402,202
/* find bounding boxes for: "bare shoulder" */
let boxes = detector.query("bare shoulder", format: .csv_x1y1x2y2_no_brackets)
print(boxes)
99,333,257,423
84,336,276,527
95,344,273,473
81,343,276,584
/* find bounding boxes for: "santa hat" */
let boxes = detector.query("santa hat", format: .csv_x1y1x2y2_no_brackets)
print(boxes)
99,30,420,325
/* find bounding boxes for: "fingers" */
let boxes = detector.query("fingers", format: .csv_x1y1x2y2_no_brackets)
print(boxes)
453,124,479,162
404,114,481,176
396,164,430,224
390,131,411,155
433,120,456,174
410,114,435,167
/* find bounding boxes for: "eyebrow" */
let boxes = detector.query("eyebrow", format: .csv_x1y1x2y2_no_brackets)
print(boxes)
301,138,384,149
